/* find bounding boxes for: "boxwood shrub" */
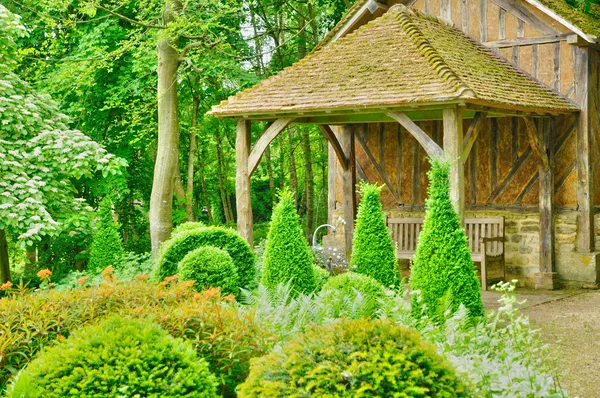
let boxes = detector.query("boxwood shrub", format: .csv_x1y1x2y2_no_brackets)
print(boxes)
312,265,330,292
261,191,316,295
178,246,239,295
154,226,256,289
410,158,484,320
88,198,124,273
350,183,399,289
172,221,205,236
238,318,470,397
320,272,386,318
8,316,217,398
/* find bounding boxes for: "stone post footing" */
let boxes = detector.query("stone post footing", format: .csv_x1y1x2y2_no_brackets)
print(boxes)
533,272,560,290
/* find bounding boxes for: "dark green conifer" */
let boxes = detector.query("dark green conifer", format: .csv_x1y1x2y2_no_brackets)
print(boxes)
88,198,124,272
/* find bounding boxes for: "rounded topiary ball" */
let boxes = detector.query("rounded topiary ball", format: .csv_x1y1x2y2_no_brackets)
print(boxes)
8,316,217,398
172,221,205,236
238,319,469,397
155,226,256,289
178,246,239,295
320,272,386,318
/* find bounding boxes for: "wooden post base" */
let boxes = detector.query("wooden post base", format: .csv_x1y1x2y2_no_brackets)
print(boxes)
533,272,560,290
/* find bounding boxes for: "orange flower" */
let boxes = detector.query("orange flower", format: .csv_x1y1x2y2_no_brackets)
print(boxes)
0,281,13,291
76,275,88,285
179,280,195,289
101,266,114,276
36,269,52,280
56,334,65,341
135,273,148,281
163,275,178,284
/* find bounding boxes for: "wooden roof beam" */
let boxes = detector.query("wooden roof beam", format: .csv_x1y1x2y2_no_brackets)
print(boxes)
332,0,388,42
248,118,294,174
318,125,350,170
462,112,487,159
387,111,445,159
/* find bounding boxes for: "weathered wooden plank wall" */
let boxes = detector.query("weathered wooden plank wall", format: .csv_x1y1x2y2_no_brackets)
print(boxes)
345,118,577,210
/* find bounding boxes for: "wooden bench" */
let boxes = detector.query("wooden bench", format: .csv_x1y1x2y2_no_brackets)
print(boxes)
386,216,505,290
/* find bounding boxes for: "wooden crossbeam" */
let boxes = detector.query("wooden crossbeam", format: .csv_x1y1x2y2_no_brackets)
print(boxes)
484,33,569,48
318,125,349,170
386,112,444,159
490,0,559,35
523,117,549,171
462,112,487,159
248,118,294,175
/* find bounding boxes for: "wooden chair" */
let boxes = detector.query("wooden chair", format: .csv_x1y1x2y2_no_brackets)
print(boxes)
386,216,505,290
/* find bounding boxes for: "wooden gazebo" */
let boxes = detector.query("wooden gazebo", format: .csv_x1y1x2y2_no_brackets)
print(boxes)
211,2,598,289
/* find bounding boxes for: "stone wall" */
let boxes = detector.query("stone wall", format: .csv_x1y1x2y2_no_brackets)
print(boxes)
326,208,600,288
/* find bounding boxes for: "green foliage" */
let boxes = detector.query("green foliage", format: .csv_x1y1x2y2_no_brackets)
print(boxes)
350,183,399,289
312,265,330,292
0,278,275,396
238,318,469,397
410,159,484,319
178,246,239,295
8,316,217,398
172,221,205,236
261,191,316,295
87,198,124,273
320,272,385,317
155,226,256,289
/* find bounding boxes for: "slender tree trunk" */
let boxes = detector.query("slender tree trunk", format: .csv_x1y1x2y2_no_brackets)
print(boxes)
288,128,298,206
198,160,213,223
302,129,315,239
149,0,181,256
185,95,199,221
25,245,36,273
215,127,233,223
0,229,10,283
265,145,275,204
278,134,286,190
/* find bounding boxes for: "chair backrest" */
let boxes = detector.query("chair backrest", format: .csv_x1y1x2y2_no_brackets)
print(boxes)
386,216,504,255
464,217,504,256
386,217,423,252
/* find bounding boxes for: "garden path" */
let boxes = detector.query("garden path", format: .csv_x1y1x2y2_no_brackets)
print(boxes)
483,289,600,398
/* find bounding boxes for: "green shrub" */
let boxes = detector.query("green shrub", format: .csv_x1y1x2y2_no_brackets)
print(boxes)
238,318,469,397
172,221,205,236
261,191,316,295
410,158,484,319
0,277,275,397
155,226,256,289
350,183,399,289
312,265,330,292
178,246,239,295
88,198,124,272
8,316,217,398
320,272,385,318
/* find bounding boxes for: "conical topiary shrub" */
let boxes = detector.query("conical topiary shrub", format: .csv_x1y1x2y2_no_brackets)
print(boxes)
88,198,124,272
261,190,316,295
410,158,484,320
350,182,399,289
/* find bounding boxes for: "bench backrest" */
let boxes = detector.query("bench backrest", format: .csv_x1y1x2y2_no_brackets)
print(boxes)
386,216,504,256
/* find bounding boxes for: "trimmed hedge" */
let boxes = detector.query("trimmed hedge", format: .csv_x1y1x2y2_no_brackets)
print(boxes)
88,198,124,272
350,183,399,289
320,272,386,318
9,316,217,398
410,158,484,319
261,191,316,295
238,318,469,397
155,226,256,289
179,246,239,295
172,221,205,236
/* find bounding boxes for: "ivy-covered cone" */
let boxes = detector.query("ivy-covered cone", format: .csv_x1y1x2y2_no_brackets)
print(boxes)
178,246,239,295
8,316,217,398
261,190,316,295
410,158,484,319
350,183,400,289
87,198,124,273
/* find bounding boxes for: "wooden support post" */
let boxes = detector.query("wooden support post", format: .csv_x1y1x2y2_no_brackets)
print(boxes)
340,125,356,258
327,133,337,224
443,108,465,223
235,119,253,247
574,46,595,252
534,118,559,289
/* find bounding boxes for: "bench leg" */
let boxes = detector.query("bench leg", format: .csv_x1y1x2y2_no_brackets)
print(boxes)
480,244,487,291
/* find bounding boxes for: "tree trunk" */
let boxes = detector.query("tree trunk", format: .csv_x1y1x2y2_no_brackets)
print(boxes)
288,128,298,206
25,245,36,273
198,160,213,223
302,129,315,239
278,134,286,190
185,95,199,221
265,145,275,205
216,127,233,223
149,0,181,257
0,229,10,283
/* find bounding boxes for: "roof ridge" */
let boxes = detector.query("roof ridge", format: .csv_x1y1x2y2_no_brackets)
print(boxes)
392,5,477,99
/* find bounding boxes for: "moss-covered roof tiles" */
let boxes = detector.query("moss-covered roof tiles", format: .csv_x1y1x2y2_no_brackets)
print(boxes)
535,0,600,39
211,5,578,118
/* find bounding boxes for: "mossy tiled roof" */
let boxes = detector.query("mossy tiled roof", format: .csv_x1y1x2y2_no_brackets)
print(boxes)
211,5,577,118
535,0,600,39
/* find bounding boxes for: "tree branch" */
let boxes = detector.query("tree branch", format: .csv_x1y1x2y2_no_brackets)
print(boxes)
96,4,165,29
179,38,224,60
